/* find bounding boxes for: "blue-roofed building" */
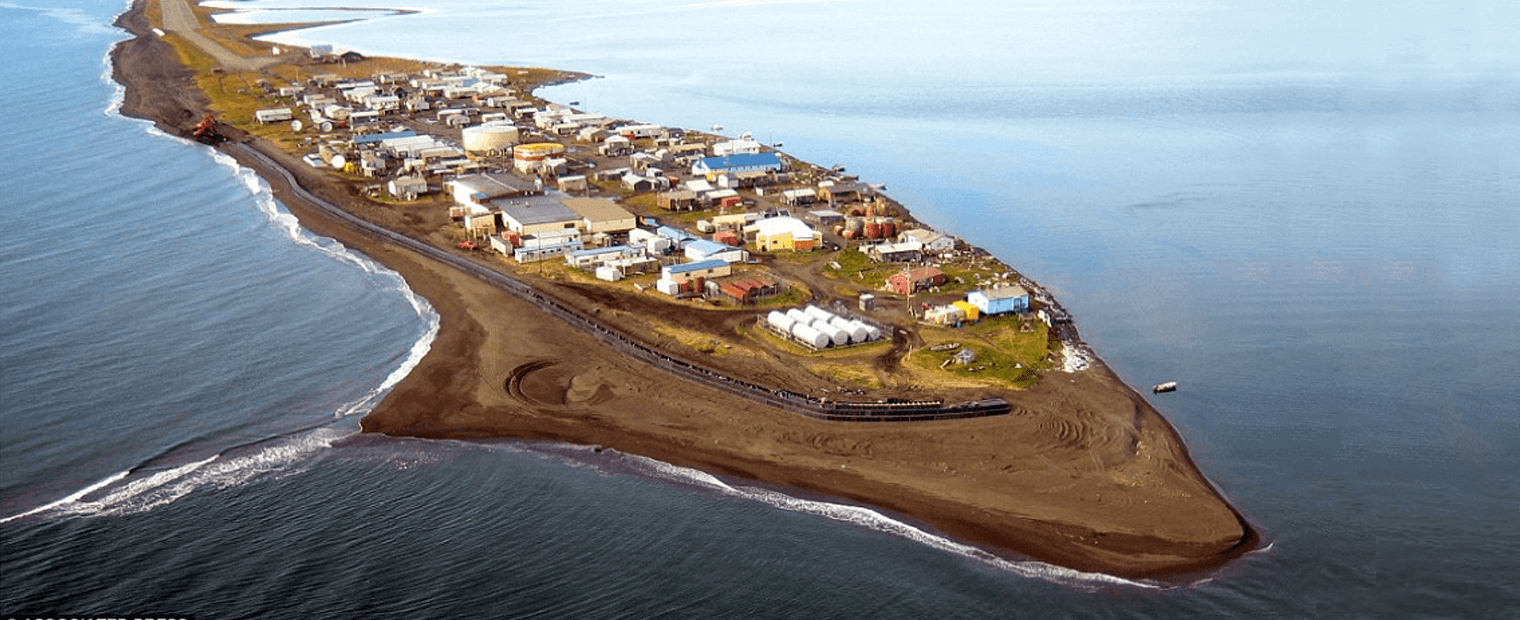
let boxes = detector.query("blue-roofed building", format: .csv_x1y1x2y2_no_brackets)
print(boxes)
353,129,416,145
656,225,699,249
968,285,1031,316
684,239,749,263
661,259,732,283
691,152,784,178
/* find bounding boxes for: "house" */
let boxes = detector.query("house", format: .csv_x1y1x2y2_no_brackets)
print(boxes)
780,188,817,207
557,175,588,194
684,239,748,264
887,267,947,295
712,212,758,231
925,304,966,326
968,285,1030,316
806,209,846,227
691,153,784,178
657,190,701,211
752,217,817,252
387,175,427,200
866,241,924,263
899,228,955,253
711,138,763,156
491,194,582,235
562,197,637,235
254,108,293,124
621,173,662,192
627,228,673,254
818,181,870,204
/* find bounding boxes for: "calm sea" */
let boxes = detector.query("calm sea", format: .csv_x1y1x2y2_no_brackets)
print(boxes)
4,1,1518,617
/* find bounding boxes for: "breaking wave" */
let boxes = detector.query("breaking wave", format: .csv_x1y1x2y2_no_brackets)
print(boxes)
616,452,1166,590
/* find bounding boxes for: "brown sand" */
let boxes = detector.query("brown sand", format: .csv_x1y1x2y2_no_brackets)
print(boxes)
111,0,1257,578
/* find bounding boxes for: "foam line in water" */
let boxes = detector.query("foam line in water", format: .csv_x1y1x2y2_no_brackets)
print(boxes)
5,428,347,522
620,453,1165,590
0,470,129,524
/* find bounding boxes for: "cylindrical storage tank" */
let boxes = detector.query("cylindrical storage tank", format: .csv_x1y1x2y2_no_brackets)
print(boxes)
882,219,897,238
854,320,883,341
786,308,810,324
817,323,849,346
791,323,829,349
768,311,795,332
845,217,865,236
462,122,520,153
864,219,882,239
329,154,347,169
804,305,834,322
831,316,868,343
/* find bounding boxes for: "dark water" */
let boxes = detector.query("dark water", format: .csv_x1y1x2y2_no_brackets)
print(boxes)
4,1,1520,617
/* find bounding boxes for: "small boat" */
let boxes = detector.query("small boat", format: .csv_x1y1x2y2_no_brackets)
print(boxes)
1152,381,1178,393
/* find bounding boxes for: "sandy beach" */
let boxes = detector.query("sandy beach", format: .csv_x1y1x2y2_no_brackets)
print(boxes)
110,0,1257,578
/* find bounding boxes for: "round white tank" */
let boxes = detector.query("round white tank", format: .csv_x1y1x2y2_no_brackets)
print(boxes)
767,311,795,332
832,317,868,343
786,308,811,324
463,122,520,153
791,323,830,349
804,304,835,322
817,323,850,346
853,320,883,341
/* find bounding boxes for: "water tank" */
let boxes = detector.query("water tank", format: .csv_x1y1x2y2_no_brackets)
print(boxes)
831,316,867,343
852,320,882,342
815,322,850,346
462,122,520,154
791,322,830,349
329,154,347,169
864,219,882,240
881,219,897,238
804,304,834,323
845,217,865,236
786,308,811,324
767,311,795,332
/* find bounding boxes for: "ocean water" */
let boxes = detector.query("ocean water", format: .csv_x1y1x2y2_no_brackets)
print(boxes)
4,0,1519,617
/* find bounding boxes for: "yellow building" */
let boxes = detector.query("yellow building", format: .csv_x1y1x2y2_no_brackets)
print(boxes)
751,216,817,252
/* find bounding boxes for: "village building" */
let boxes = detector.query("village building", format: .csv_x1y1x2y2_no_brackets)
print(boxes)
491,194,581,235
661,259,732,284
691,153,783,179
711,138,763,156
887,267,948,295
806,209,846,227
562,197,637,236
780,187,817,207
899,228,955,253
657,190,701,211
512,228,583,263
387,175,427,200
968,284,1031,316
751,216,817,252
708,277,783,305
254,108,293,124
817,180,870,204
684,239,749,264
564,245,646,271
449,172,537,210
866,240,925,263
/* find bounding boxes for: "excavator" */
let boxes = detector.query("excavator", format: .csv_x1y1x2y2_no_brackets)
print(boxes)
191,114,226,144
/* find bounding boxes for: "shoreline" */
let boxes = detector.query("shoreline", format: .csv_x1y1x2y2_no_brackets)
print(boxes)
110,0,1258,579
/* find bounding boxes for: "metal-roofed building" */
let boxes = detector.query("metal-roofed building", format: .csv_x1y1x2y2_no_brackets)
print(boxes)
691,153,783,178
968,285,1031,316
490,194,582,235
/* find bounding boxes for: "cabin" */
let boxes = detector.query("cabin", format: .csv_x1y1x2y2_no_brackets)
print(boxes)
899,228,955,253
887,267,947,295
254,108,293,124
866,241,924,263
968,285,1030,316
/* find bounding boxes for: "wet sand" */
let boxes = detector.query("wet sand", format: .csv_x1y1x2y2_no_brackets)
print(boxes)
111,0,1257,578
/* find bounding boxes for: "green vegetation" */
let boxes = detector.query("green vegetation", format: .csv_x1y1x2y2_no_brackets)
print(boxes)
903,315,1051,389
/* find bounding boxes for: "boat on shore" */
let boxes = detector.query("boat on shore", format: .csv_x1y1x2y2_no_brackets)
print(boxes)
1153,381,1178,393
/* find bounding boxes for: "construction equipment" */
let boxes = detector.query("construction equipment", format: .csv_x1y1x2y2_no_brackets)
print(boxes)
191,115,226,144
